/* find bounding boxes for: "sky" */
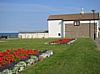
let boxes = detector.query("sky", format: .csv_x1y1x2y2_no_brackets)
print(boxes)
0,0,100,33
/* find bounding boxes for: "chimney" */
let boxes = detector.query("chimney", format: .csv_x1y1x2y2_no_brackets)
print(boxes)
80,8,85,14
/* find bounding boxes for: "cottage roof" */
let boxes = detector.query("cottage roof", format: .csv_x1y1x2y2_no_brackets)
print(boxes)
48,13,99,21
19,31,48,34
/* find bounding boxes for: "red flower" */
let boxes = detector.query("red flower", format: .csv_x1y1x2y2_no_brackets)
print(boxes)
5,54,13,57
0,48,40,65
4,57,14,64
0,52,4,57
50,38,75,44
0,58,3,64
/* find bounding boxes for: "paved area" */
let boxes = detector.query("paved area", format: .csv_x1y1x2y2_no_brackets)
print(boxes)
95,32,100,49
96,38,100,47
95,38,100,50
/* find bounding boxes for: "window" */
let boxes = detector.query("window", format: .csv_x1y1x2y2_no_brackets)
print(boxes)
58,33,61,36
74,20,80,26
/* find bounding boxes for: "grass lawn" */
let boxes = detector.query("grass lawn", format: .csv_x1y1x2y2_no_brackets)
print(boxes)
0,38,100,74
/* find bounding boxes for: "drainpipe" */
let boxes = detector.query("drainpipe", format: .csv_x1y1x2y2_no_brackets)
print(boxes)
91,10,96,40
61,20,64,38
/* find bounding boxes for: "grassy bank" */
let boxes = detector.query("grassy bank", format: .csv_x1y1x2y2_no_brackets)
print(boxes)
0,38,100,74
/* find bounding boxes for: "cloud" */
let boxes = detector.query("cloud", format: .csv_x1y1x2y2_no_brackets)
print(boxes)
0,2,63,13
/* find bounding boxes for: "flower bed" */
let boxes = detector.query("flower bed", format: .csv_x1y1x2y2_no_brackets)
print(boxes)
49,38,76,44
0,48,53,74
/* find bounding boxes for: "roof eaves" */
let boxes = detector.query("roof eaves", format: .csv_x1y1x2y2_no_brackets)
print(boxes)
47,19,63,21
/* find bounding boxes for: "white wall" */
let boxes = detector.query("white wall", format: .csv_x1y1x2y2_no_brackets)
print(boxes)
18,33,48,39
96,20,99,38
48,20,63,38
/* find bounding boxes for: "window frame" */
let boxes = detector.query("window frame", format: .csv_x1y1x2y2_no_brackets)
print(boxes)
74,20,80,26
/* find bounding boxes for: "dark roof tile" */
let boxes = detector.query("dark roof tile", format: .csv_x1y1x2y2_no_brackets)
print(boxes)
48,13,99,21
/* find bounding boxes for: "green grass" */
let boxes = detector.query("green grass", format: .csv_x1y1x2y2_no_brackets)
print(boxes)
0,38,100,74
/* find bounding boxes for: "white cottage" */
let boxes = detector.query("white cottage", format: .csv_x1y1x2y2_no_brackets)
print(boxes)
48,13,100,39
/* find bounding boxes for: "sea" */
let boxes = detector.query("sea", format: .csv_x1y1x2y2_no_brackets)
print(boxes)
0,33,18,38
